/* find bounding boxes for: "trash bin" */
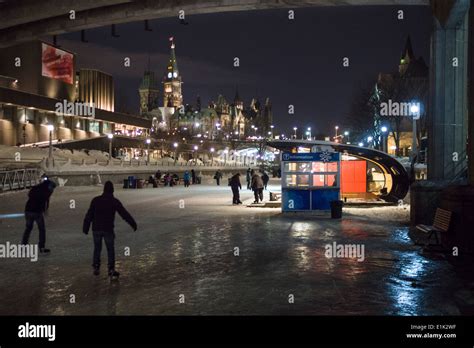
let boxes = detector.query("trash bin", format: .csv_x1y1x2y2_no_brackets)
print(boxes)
128,176,136,189
330,200,343,219
123,179,129,189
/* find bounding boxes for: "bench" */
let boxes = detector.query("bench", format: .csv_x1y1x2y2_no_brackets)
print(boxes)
416,208,452,246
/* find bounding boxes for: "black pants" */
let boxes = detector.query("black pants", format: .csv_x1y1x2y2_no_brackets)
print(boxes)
253,188,263,203
22,212,46,249
247,180,251,189
216,178,220,185
232,187,240,204
93,231,115,270
184,180,190,187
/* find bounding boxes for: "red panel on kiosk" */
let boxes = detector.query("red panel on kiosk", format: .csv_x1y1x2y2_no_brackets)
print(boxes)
341,160,366,193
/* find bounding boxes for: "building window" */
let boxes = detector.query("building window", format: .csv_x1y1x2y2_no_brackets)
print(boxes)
89,120,100,133
103,122,112,134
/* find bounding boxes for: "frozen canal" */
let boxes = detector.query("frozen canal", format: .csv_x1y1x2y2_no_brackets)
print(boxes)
0,180,471,315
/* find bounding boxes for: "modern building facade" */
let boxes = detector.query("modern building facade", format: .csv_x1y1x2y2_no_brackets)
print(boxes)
0,40,151,147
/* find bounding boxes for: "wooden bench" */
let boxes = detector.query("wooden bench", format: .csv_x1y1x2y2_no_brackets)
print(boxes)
416,208,452,246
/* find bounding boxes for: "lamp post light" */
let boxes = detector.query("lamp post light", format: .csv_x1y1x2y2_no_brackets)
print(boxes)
381,126,388,153
307,127,312,140
335,125,339,138
344,131,350,144
107,133,114,159
358,142,364,147
173,142,178,165
146,138,151,163
367,136,373,149
193,145,198,164
410,104,420,161
270,124,274,138
293,127,297,139
210,147,215,165
47,124,54,168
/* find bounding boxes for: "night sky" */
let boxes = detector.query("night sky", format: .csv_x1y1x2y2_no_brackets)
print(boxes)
54,5,432,136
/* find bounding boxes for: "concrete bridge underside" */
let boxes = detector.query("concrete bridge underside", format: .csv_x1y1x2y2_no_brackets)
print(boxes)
0,0,428,48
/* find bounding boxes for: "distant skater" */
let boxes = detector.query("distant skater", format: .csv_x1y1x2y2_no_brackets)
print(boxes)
261,171,269,190
183,171,191,187
214,170,223,185
83,181,137,278
251,172,264,204
246,168,251,190
21,175,56,253
229,173,242,205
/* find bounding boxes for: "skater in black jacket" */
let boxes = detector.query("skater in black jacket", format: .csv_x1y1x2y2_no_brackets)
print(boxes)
83,181,137,278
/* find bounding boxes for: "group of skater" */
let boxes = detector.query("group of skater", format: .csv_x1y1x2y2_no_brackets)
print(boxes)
20,166,271,278
150,169,201,188
228,168,270,205
21,176,136,279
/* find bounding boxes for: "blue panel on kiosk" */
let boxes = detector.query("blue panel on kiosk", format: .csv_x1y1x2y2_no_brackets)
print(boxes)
282,189,310,211
311,189,340,210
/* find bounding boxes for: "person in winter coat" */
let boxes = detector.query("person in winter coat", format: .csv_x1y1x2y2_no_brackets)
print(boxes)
183,171,191,187
21,176,56,253
83,181,137,278
191,169,196,184
246,168,252,190
261,171,270,190
251,173,264,203
214,170,223,185
229,173,242,204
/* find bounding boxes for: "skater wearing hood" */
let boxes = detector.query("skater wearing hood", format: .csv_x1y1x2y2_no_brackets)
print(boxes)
183,171,191,187
246,168,252,190
229,173,242,204
83,181,137,278
21,176,56,253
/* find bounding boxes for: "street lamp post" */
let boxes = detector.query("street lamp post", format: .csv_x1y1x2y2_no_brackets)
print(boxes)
335,126,339,139
381,126,388,153
293,127,297,139
344,131,350,144
47,124,54,168
270,124,274,138
307,127,312,140
410,104,419,162
107,133,114,160
146,138,151,163
173,142,178,165
210,147,215,165
193,145,198,165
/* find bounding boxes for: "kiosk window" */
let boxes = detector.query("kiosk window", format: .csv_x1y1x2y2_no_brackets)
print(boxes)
312,161,338,172
285,174,310,188
312,174,338,187
284,162,311,172
312,174,325,187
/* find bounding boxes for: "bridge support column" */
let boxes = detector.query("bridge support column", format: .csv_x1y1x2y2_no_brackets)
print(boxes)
412,0,474,254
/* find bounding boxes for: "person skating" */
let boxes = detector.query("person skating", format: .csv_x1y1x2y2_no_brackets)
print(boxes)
214,170,223,185
183,171,191,187
251,172,264,204
21,176,56,253
246,168,252,190
261,171,269,190
229,173,242,205
83,181,137,278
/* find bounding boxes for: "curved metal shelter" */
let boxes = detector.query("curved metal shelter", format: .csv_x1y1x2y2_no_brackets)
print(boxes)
267,140,410,203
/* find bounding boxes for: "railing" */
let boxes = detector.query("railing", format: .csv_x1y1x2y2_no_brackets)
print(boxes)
0,168,42,192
